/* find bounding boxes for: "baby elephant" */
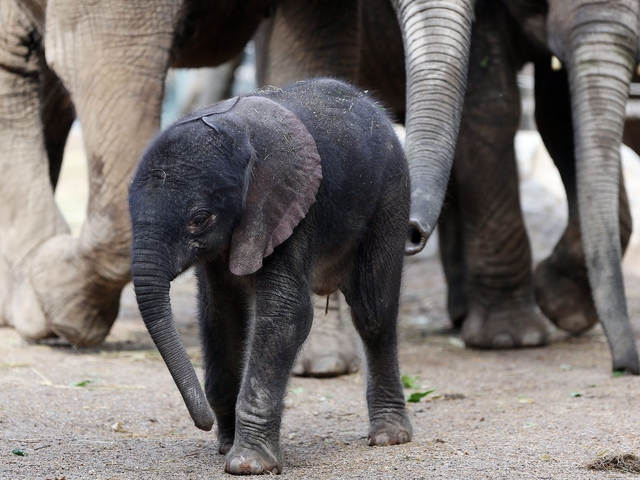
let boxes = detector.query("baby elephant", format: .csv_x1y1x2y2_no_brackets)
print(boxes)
129,78,411,475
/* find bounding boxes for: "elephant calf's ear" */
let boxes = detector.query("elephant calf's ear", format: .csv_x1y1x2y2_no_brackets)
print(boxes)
229,96,322,276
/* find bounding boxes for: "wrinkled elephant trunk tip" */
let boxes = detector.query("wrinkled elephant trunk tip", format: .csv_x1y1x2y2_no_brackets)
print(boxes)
194,417,214,432
405,220,428,256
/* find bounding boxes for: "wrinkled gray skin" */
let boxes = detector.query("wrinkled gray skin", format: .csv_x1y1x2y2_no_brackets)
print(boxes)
437,0,640,373
319,0,640,373
129,79,412,475
0,0,473,378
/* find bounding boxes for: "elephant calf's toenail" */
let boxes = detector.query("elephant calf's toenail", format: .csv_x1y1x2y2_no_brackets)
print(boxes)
371,433,390,446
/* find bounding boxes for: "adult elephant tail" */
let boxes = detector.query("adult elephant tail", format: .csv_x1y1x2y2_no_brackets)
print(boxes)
550,1,640,373
392,0,475,254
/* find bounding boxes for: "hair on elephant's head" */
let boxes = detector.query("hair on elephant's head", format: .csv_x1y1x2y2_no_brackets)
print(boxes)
128,94,322,430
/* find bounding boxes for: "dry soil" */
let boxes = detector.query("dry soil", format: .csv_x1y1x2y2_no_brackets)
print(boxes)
2,130,640,479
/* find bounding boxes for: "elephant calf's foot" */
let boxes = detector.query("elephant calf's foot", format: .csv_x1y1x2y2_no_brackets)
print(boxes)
368,413,412,446
292,294,360,377
534,258,597,334
225,444,282,475
28,235,125,347
461,301,549,349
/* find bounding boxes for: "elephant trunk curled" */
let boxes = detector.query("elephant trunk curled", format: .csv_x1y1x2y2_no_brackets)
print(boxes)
559,1,640,372
131,248,214,431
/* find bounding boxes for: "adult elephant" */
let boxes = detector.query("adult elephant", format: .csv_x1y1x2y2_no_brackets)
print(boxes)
438,0,639,373
0,0,268,343
0,1,474,373
257,0,640,374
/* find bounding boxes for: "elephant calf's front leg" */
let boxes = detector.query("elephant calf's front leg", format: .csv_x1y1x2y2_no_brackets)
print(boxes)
225,270,314,475
198,267,250,455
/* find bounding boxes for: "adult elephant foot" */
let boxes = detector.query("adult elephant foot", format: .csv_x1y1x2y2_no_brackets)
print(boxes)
292,293,360,377
532,181,630,335
461,301,549,349
7,214,72,342
534,257,597,334
11,272,55,341
533,199,630,335
27,234,124,347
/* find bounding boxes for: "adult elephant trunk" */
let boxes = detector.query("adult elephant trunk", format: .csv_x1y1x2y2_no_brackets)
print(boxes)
131,249,214,431
551,2,640,372
392,0,475,254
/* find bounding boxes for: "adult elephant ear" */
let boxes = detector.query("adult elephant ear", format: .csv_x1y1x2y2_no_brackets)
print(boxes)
217,96,322,276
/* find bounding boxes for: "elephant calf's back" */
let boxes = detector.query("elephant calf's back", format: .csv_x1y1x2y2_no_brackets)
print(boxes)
268,80,411,287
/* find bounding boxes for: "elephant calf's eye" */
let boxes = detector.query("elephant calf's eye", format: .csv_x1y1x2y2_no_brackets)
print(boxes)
188,213,215,234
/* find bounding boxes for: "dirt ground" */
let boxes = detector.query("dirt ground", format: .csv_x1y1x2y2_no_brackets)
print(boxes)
2,255,640,479
2,130,640,479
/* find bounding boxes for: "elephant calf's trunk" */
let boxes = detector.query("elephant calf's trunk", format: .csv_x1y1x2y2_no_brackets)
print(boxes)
132,263,215,430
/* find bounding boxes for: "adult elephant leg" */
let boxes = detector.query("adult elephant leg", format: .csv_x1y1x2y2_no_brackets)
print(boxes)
357,0,406,121
290,295,360,377
534,60,632,334
438,179,468,328
255,0,360,86
0,1,69,338
40,65,75,189
11,65,75,335
12,62,76,333
255,0,362,377
455,0,548,348
32,0,181,346
546,0,639,373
